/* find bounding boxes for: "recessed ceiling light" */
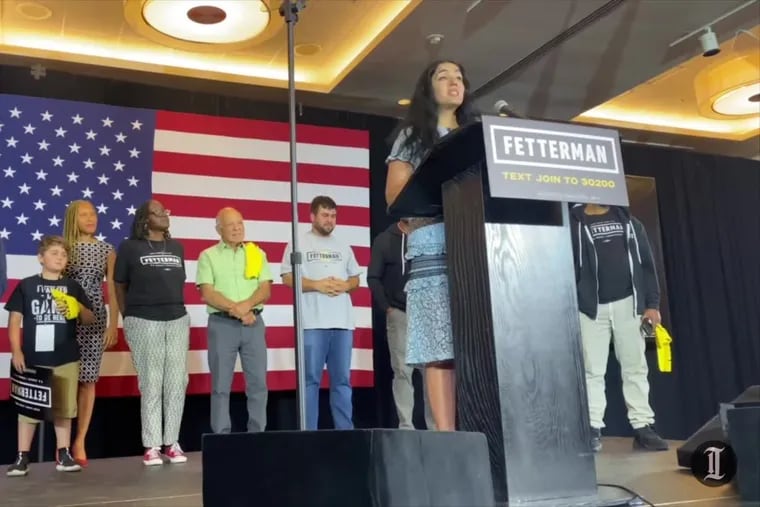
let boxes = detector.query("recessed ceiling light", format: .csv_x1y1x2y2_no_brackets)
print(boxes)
397,98,411,106
295,43,322,56
15,1,53,20
142,0,270,44
712,82,760,116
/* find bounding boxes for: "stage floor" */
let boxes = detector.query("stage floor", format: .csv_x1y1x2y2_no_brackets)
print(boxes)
1,437,753,507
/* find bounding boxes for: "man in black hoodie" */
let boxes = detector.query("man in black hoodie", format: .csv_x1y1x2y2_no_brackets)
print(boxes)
367,221,434,430
570,203,667,453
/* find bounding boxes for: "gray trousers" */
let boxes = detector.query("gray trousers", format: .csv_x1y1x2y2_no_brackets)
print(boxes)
207,313,268,433
386,308,435,430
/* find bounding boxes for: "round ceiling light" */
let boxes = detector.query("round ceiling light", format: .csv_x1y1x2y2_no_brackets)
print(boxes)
712,82,760,116
142,0,270,44
397,99,411,106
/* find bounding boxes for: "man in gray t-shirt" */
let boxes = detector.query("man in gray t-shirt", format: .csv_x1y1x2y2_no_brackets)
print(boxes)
281,196,362,430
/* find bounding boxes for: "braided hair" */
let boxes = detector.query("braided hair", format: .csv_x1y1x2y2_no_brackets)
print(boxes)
129,201,171,240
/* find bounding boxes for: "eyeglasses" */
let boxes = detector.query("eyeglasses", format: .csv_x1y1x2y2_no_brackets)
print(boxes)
150,209,171,217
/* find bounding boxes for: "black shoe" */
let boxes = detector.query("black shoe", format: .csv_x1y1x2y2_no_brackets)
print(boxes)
56,448,82,472
633,425,669,451
7,452,29,477
590,427,602,453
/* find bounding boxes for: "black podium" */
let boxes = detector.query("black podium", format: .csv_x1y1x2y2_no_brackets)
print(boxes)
389,116,629,506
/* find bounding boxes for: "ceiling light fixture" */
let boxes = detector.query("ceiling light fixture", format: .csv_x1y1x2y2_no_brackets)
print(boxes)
712,82,760,116
142,0,270,44
397,98,411,106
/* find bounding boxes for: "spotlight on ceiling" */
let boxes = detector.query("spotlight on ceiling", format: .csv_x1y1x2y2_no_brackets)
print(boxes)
397,98,411,106
699,27,720,57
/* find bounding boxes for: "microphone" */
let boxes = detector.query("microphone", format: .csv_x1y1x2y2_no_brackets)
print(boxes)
493,100,524,119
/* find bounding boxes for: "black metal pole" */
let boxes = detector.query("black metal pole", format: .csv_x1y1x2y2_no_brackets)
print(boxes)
279,0,308,431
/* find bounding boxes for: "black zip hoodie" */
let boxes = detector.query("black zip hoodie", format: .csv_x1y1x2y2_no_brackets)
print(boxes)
570,204,660,320
367,223,408,313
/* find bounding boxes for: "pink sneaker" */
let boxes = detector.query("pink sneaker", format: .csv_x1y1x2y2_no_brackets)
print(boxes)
163,443,187,464
143,447,163,466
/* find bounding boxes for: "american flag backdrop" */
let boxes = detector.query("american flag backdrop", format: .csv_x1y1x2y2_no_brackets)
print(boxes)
0,93,373,399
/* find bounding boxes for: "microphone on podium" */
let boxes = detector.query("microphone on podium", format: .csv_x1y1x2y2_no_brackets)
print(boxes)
493,100,525,119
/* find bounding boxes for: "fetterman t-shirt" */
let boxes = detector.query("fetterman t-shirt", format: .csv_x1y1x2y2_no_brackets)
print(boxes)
4,275,92,367
585,211,633,304
114,239,187,321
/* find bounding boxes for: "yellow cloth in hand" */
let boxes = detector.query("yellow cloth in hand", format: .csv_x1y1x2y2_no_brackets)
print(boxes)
244,242,264,279
655,324,673,373
51,289,80,320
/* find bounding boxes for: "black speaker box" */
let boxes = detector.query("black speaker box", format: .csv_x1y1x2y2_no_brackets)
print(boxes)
202,429,495,507
727,406,760,503
677,385,760,468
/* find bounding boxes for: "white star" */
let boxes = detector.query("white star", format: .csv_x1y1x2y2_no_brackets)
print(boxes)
126,205,137,215
0,123,3,132
31,230,43,241
67,172,79,183
35,169,47,180
41,111,53,122
96,203,108,214
85,130,97,140
127,176,139,187
6,137,18,148
113,161,125,171
3,167,14,178
97,174,110,185
1,197,12,208
72,114,84,125
55,127,67,138
23,123,36,134
110,218,123,230
129,147,140,158
21,153,33,164
33,199,46,210
99,145,111,156
0,228,9,239
95,233,106,242
82,187,94,198
37,139,50,151
69,143,81,154
131,120,142,130
111,189,124,200
9,107,21,119
115,132,127,143
16,213,28,225
102,117,114,127
83,158,95,169
18,183,31,194
50,185,63,196
48,215,61,227
52,156,64,167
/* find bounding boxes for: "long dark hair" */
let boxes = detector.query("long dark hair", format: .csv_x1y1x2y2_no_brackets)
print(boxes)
389,59,479,156
129,201,171,240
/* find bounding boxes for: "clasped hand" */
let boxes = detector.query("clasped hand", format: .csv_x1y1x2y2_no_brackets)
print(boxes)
318,277,349,297
228,302,256,326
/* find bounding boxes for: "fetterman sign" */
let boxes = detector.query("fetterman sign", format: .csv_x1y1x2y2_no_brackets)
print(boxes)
482,116,629,206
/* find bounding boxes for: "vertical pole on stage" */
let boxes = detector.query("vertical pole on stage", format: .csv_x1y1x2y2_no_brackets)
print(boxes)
38,423,45,462
279,0,308,431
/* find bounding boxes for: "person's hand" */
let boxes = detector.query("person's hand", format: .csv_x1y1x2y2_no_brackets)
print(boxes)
229,302,251,319
103,325,118,350
11,351,25,373
241,313,256,326
642,309,661,327
326,277,349,296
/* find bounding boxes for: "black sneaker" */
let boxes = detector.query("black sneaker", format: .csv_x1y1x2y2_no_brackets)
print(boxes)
633,425,669,451
7,452,29,477
590,427,602,453
56,447,82,472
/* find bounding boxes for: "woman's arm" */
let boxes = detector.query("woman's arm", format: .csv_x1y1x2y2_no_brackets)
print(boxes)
385,160,414,206
104,250,119,348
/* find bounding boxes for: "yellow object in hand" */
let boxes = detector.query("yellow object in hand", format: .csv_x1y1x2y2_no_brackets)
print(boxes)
51,289,80,320
655,324,673,373
243,242,264,279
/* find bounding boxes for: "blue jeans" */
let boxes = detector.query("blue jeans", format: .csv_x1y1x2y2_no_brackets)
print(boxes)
304,329,354,430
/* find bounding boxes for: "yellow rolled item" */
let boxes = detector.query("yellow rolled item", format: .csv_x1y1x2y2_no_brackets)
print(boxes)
51,288,80,320
243,242,264,280
655,324,673,373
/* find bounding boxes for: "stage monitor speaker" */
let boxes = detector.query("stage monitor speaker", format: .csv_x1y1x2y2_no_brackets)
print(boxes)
727,406,760,503
202,429,495,507
677,385,760,468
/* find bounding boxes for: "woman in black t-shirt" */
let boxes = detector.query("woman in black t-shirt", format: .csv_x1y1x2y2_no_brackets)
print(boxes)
114,200,190,466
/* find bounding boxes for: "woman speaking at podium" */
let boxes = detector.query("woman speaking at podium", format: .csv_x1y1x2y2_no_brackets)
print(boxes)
384,60,478,431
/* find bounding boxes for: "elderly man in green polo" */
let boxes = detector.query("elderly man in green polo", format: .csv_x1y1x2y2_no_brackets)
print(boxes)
196,207,273,434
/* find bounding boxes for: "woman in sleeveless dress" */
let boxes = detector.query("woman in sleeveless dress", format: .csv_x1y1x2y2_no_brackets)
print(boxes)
385,60,479,431
63,200,118,466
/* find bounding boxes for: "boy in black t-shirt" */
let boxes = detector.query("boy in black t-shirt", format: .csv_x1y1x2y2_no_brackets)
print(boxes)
4,236,94,477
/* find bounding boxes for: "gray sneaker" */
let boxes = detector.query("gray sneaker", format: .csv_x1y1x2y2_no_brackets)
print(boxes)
56,448,82,472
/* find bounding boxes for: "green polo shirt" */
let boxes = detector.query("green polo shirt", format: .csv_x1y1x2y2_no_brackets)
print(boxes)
195,241,274,314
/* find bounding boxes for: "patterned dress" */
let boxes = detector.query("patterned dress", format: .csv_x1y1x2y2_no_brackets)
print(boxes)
67,241,113,383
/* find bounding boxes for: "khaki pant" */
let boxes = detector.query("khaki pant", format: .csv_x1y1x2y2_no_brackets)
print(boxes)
579,295,655,430
20,361,80,424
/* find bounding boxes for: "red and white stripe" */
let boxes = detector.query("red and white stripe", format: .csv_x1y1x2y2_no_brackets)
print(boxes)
0,111,373,399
